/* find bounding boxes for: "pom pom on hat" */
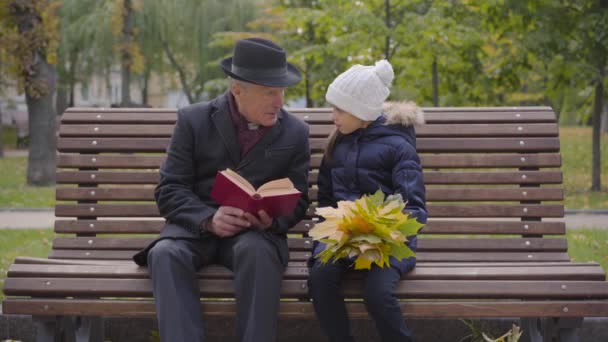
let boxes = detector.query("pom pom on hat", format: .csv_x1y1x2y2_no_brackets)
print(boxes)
374,60,394,87
325,59,394,122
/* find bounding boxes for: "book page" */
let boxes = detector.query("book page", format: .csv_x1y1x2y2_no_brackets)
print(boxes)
223,169,255,194
258,188,301,197
257,178,298,195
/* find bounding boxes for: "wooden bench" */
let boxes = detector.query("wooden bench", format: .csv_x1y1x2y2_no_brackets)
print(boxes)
3,106,608,342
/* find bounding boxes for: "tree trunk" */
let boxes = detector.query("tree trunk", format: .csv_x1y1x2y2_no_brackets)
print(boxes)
0,110,4,158
602,107,608,133
162,40,194,104
591,78,603,191
384,0,391,61
432,58,439,107
68,50,77,108
120,63,131,106
142,64,150,106
56,83,68,116
26,56,57,186
55,50,68,116
120,0,134,107
305,60,313,107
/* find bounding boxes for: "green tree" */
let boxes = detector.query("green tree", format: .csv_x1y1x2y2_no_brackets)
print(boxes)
56,0,96,114
113,0,144,106
263,0,488,107
143,0,259,104
0,0,60,185
489,0,607,191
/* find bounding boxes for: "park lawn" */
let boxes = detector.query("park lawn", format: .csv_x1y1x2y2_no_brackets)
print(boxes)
0,126,606,209
560,126,608,209
0,156,55,207
2,126,17,149
0,228,54,301
0,228,606,301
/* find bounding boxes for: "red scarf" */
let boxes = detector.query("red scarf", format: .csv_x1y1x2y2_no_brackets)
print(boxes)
227,92,270,157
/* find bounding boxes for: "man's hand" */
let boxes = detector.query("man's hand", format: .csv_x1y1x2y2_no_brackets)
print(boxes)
243,210,273,230
208,206,250,237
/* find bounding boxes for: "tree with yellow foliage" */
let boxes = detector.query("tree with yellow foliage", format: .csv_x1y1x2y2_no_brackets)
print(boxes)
0,0,60,185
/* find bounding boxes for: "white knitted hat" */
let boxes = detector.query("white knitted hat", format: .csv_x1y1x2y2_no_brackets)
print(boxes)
325,60,394,121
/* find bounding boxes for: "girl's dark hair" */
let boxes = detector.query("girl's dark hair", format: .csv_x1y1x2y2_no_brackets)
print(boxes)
324,128,343,163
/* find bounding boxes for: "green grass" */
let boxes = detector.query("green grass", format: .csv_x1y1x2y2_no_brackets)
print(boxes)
560,126,608,209
0,228,54,300
567,229,608,272
0,156,55,207
2,126,17,150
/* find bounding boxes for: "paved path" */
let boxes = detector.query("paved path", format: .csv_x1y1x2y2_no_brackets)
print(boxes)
0,208,606,229
3,149,28,157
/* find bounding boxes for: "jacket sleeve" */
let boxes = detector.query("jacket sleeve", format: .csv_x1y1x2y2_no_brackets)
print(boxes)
154,109,217,236
317,155,336,208
271,123,311,234
391,141,427,226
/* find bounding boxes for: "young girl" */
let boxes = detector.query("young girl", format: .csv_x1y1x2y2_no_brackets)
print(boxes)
308,60,427,342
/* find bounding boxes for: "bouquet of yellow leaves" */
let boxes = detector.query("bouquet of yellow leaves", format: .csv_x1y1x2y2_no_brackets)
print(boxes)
309,190,424,270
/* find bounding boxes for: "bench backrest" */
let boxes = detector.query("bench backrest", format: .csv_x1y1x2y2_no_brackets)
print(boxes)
53,106,566,264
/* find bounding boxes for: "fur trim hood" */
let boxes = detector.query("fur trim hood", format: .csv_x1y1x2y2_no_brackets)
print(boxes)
382,101,425,127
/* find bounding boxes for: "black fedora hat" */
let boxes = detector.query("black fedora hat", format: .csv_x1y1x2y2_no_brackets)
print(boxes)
220,38,301,87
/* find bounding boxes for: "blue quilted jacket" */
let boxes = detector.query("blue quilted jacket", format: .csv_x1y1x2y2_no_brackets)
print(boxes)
312,102,427,274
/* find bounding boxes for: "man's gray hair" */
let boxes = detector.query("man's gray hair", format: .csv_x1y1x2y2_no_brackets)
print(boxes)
229,77,250,88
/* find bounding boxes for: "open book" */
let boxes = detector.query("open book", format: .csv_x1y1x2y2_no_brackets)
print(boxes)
210,169,302,218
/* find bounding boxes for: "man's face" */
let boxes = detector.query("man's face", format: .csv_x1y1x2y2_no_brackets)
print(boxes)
232,81,285,127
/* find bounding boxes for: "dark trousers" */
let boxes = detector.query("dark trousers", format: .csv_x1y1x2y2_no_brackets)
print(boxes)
308,259,414,342
147,230,286,342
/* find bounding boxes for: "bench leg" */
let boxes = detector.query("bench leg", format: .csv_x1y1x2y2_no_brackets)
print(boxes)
556,318,582,342
33,316,104,342
73,316,104,342
520,317,583,342
520,317,544,342
34,316,75,342
33,316,58,342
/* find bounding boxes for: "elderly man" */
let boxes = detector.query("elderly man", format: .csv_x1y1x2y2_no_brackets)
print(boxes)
133,38,310,342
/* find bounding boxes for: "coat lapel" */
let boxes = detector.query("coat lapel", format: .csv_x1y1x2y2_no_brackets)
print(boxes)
210,94,241,166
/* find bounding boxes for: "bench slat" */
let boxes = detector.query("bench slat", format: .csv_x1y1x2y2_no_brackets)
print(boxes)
56,187,564,202
61,108,556,124
54,203,564,218
294,111,558,124
5,278,606,299
47,249,570,262
5,298,607,318
59,123,559,138
8,263,604,281
413,171,562,184
13,256,592,268
57,153,562,169
50,237,567,252
57,137,560,153
56,170,563,185
58,154,165,169
54,219,566,235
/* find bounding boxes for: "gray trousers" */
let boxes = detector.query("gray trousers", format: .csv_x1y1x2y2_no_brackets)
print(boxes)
147,230,286,342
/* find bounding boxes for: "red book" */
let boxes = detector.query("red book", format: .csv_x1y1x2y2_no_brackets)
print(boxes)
210,169,302,218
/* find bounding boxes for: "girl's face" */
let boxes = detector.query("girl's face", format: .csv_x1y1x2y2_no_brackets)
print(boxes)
331,107,369,134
